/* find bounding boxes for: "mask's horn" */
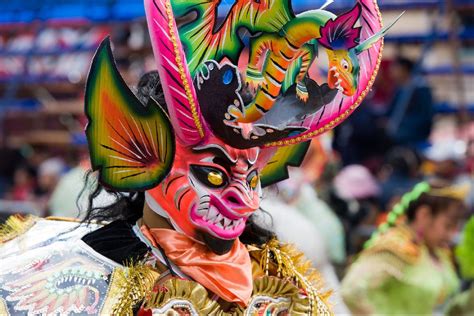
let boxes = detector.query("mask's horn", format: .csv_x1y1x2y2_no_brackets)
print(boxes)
144,0,206,145
354,11,404,55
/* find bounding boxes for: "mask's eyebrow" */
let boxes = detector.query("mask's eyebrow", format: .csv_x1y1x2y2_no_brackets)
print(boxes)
193,144,237,165
247,148,259,166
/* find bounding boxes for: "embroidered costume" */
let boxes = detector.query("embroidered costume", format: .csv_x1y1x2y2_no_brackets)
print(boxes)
341,183,466,314
341,223,459,315
0,0,393,314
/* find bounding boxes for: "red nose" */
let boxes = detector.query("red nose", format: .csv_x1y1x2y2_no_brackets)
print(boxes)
222,190,249,208
220,189,257,217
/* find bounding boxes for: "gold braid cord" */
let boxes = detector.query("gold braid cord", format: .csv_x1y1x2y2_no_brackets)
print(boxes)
0,215,37,244
254,239,333,315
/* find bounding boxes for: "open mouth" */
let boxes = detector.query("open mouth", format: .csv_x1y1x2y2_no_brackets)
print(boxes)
45,267,104,295
191,203,248,239
328,67,345,93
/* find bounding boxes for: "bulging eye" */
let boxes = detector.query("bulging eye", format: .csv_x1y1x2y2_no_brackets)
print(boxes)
191,165,228,188
341,59,350,70
223,69,234,85
208,171,224,186
247,171,259,190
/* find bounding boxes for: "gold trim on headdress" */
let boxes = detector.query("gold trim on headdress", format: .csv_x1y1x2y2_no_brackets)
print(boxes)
430,184,470,200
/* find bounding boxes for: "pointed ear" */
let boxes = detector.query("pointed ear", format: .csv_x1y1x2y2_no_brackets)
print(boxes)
260,141,311,188
85,37,175,191
355,11,404,55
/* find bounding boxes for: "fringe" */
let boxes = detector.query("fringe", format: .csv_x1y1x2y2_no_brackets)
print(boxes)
110,262,158,315
260,239,333,315
0,215,37,244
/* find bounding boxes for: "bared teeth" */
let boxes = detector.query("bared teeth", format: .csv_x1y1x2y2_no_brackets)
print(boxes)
196,207,207,216
204,207,248,231
207,208,219,222
214,214,223,224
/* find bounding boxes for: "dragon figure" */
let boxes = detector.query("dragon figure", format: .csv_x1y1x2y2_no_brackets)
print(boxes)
230,3,400,123
150,0,398,147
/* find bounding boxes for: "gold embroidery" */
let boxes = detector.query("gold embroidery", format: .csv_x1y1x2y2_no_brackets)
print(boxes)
237,276,309,315
143,278,221,315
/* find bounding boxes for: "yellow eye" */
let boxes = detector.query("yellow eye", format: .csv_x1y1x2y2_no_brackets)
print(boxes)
249,174,259,189
207,171,224,186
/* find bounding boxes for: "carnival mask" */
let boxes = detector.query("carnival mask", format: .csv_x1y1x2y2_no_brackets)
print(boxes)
146,134,272,243
85,0,396,252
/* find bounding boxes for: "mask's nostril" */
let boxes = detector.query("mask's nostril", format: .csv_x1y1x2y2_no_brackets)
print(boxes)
227,196,239,205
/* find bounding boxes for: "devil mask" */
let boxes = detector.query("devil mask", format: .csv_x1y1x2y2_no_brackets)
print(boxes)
85,0,396,253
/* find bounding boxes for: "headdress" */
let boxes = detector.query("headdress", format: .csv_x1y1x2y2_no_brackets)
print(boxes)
85,0,397,191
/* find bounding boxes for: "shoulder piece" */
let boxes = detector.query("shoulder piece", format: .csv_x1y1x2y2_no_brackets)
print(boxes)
238,275,310,315
140,278,221,315
0,215,109,245
0,215,37,244
363,225,421,264
248,239,332,315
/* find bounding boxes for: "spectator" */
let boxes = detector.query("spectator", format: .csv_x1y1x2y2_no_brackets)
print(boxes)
278,170,347,265
49,157,117,219
378,146,423,211
385,57,434,148
341,183,465,315
6,166,35,201
35,157,66,215
330,164,381,255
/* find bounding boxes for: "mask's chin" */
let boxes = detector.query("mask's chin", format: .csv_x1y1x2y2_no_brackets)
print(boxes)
199,230,236,255
145,193,240,255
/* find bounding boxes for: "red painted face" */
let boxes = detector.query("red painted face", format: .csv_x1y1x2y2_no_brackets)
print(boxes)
147,134,273,241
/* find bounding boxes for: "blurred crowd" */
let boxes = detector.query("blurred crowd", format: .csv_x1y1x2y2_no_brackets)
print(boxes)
0,55,473,315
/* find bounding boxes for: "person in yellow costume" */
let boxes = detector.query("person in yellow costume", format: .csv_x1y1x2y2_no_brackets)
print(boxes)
341,182,467,315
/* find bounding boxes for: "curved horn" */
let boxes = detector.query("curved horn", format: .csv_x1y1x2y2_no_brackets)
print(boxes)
144,0,206,145
355,11,404,54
